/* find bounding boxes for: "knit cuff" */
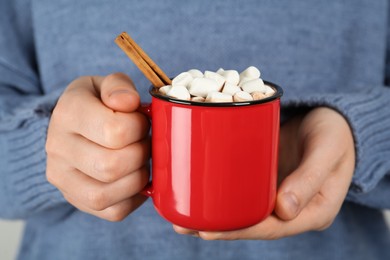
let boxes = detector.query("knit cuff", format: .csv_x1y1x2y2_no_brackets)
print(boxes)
0,89,67,219
281,87,390,197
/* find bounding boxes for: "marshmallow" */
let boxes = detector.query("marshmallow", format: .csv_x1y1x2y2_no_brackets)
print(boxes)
238,77,253,87
251,91,267,100
205,92,233,103
264,85,276,96
158,66,274,103
216,68,225,74
159,85,172,95
172,72,193,88
167,85,191,100
233,91,254,102
219,70,240,85
222,83,241,96
239,66,261,80
204,71,226,89
191,96,205,102
241,78,266,93
187,69,203,78
189,77,222,97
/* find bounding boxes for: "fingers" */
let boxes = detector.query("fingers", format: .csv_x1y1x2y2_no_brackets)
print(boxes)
172,225,199,237
64,192,147,222
192,162,353,241
54,76,149,149
173,194,334,241
195,205,329,241
47,159,150,211
95,73,140,112
56,133,150,183
46,73,152,221
174,193,336,240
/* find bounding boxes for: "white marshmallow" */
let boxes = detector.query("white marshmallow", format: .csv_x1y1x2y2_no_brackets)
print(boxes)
218,70,240,85
172,72,193,88
159,85,172,95
233,91,254,102
241,78,266,93
189,78,221,97
222,83,241,96
167,85,191,100
238,77,253,87
187,69,203,78
251,91,267,100
216,68,225,74
205,92,233,103
204,71,226,89
159,67,271,103
191,96,205,102
239,66,261,80
264,85,276,96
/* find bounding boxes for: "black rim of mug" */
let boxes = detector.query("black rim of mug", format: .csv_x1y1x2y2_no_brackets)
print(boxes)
149,80,283,107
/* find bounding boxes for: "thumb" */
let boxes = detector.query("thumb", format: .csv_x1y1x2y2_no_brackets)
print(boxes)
95,73,140,112
275,134,335,221
275,162,327,221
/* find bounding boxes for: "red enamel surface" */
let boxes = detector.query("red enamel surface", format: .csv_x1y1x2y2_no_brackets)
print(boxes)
146,96,280,231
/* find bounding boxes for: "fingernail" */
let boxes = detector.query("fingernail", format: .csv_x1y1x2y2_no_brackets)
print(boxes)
282,192,300,217
109,89,131,96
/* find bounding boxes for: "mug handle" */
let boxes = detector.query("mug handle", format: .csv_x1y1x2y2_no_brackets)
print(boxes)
137,103,154,197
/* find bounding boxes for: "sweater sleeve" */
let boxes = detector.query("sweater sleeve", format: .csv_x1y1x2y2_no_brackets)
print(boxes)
0,0,67,219
281,85,390,210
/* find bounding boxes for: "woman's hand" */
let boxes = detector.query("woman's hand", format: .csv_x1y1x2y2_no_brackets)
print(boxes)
174,107,355,239
46,73,150,221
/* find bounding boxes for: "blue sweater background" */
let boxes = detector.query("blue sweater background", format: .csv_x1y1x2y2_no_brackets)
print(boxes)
1,0,390,259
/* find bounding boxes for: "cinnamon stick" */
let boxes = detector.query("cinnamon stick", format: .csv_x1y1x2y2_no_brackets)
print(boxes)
120,32,172,85
115,32,171,87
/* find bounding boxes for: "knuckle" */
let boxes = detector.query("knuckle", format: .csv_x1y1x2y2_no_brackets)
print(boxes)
315,216,334,231
301,168,324,195
86,189,108,211
53,96,73,122
101,73,133,93
101,74,116,88
45,138,56,156
305,195,335,232
45,131,62,158
102,119,128,148
316,222,332,231
304,172,318,190
104,207,128,222
93,153,122,182
103,72,127,85
46,170,58,187
311,202,335,231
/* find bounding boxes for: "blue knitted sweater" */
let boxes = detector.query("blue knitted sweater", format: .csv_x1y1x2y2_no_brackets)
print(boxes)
1,0,389,259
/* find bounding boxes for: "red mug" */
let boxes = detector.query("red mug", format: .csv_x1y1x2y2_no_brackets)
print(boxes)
140,81,283,231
